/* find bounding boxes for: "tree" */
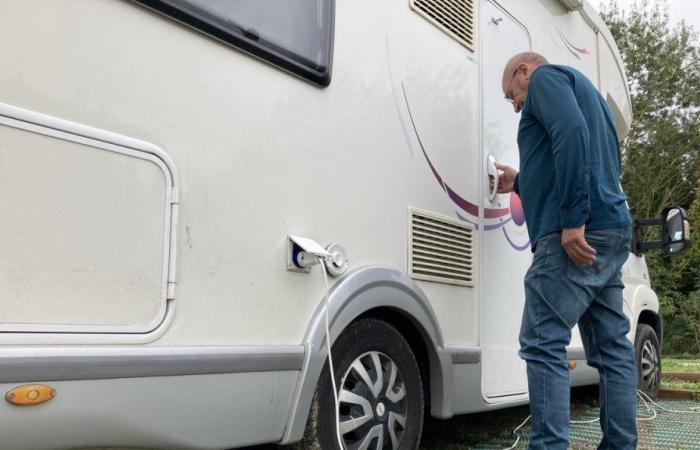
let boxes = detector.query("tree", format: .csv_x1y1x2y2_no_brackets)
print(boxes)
601,0,700,355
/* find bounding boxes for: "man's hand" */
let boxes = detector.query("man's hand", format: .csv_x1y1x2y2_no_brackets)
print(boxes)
491,162,518,193
561,225,596,265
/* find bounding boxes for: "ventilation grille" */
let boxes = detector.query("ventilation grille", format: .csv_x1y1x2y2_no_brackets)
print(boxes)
409,208,475,287
410,0,476,51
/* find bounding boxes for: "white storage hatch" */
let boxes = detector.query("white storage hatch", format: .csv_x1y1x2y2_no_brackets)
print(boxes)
0,107,177,334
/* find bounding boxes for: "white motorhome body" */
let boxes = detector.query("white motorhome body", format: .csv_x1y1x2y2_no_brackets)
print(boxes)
0,1,662,449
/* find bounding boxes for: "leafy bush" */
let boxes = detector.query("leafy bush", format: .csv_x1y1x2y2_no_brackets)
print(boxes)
601,0,700,356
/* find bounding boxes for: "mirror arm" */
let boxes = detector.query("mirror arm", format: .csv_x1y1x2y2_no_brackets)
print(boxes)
632,217,664,256
634,217,664,227
635,240,663,255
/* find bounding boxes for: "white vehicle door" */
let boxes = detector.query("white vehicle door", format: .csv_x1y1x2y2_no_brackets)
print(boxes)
479,0,531,400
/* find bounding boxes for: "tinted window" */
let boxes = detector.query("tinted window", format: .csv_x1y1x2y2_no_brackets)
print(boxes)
135,0,335,87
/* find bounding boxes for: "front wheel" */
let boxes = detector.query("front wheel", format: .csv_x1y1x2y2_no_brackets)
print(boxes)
635,323,661,399
296,318,424,450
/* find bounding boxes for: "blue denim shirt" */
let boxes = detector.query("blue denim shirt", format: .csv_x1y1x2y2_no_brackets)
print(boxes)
513,65,631,248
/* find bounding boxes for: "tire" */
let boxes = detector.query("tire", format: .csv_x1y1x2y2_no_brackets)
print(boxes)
294,318,424,450
635,323,661,399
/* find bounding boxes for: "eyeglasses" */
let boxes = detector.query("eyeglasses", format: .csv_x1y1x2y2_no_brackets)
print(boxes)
504,69,518,104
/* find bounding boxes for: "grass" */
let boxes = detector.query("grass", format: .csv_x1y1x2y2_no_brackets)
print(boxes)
661,357,700,395
662,358,700,373
661,377,700,393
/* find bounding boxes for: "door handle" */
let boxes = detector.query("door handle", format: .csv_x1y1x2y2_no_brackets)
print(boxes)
487,155,499,203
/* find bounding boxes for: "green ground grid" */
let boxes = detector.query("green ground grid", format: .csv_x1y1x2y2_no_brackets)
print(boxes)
468,399,700,449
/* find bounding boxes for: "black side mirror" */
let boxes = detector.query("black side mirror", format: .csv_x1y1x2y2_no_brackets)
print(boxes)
632,206,691,256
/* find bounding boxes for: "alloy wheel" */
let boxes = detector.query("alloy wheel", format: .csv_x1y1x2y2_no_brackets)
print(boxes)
337,351,408,450
640,339,660,392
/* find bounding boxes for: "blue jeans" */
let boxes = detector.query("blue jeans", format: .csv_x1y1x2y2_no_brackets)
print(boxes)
519,227,637,449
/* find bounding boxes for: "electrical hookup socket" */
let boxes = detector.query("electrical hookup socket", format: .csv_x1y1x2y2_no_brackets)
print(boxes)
287,235,332,273
287,235,350,276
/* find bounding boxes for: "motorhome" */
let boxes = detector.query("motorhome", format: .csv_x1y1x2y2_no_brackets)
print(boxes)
0,1,688,449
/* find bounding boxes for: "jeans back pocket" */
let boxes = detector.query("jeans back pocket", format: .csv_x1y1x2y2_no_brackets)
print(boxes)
566,233,612,286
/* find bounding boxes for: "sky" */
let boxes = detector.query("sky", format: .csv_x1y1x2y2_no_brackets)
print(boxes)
595,0,700,32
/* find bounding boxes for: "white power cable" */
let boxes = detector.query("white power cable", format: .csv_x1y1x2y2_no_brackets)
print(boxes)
502,414,531,450
319,259,346,450
637,389,700,414
636,390,657,421
314,245,696,449
308,244,699,449
570,416,600,424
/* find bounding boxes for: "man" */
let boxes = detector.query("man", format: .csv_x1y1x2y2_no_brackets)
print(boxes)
494,52,637,449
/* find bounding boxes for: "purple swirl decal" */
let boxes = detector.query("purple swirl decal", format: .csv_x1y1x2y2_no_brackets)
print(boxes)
398,81,530,251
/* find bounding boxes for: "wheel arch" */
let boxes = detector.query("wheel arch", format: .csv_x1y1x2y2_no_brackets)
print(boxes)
637,309,663,349
626,284,661,342
356,307,433,414
280,266,453,444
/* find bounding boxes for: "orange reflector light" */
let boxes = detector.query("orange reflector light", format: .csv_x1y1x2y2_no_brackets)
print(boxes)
567,360,577,370
5,384,56,406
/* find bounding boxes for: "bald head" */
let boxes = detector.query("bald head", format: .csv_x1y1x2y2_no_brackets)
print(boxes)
502,52,549,113
503,52,549,78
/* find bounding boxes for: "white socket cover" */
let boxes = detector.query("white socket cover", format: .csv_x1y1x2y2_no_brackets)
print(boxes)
289,235,331,258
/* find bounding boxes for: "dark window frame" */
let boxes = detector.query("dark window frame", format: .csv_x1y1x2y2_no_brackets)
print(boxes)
133,0,335,88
